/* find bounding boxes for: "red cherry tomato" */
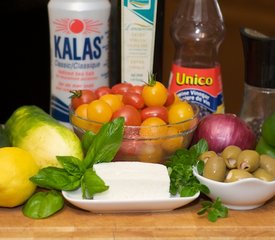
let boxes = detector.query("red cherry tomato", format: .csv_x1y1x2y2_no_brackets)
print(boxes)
111,83,133,95
94,86,112,99
70,90,97,110
128,85,144,95
112,105,141,126
122,92,145,109
115,139,142,160
141,106,168,123
164,91,175,107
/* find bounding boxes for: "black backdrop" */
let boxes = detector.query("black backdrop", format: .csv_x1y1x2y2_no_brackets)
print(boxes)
2,0,50,123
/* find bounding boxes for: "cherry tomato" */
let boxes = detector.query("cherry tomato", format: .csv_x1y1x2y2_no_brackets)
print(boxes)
137,143,164,163
72,104,101,133
99,94,124,112
142,80,168,107
112,105,141,126
128,85,144,95
139,117,167,140
115,140,142,160
168,101,194,131
71,104,88,130
70,90,96,110
122,92,144,109
164,91,175,107
161,127,184,153
111,83,133,94
87,99,113,123
94,86,112,99
140,106,168,123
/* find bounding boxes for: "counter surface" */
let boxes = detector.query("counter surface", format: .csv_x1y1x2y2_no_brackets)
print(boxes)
0,195,275,239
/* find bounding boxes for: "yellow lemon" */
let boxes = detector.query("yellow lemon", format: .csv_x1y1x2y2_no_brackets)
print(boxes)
0,147,39,207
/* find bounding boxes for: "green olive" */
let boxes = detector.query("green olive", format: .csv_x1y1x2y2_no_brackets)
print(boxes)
260,154,275,177
199,151,217,163
225,169,254,183
237,150,260,172
203,156,226,182
221,145,241,169
253,168,275,182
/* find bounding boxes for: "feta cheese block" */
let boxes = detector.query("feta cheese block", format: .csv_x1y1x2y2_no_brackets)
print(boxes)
93,161,170,200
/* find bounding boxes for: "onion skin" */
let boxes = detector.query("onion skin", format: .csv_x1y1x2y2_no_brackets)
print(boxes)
192,114,256,153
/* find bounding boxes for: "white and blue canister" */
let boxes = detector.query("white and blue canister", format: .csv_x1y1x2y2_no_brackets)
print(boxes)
48,0,111,124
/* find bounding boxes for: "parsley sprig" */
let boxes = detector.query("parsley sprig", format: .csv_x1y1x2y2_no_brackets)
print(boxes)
166,139,209,197
166,139,228,222
197,197,228,222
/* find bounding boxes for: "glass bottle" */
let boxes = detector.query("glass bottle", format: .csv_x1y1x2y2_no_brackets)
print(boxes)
168,0,225,117
240,27,275,139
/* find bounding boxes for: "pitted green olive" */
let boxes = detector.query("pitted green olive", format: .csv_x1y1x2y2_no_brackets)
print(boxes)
199,151,217,163
237,150,260,172
221,145,241,169
260,154,275,177
203,156,226,182
253,168,275,182
225,169,254,183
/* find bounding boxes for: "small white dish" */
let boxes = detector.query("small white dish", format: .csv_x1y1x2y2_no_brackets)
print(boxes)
62,188,200,213
193,167,275,210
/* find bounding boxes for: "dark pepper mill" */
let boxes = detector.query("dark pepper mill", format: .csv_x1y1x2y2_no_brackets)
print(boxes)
240,28,275,139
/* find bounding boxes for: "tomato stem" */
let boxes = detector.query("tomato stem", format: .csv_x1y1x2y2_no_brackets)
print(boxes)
147,73,157,87
69,90,82,99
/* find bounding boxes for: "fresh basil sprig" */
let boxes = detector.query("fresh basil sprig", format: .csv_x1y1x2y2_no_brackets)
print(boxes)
25,117,124,218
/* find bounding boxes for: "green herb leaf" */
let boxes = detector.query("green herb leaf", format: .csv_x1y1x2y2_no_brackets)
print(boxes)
197,197,228,222
22,190,64,219
81,130,96,154
83,117,124,168
189,138,208,157
166,139,209,197
81,168,109,199
56,156,85,178
30,167,81,191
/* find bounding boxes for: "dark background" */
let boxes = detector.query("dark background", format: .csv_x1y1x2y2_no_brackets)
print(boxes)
2,0,50,123
2,0,275,123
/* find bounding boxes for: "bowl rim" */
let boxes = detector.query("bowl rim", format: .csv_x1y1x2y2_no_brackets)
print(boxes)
69,100,200,131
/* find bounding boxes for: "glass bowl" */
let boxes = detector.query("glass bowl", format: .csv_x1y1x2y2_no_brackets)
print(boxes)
69,102,200,164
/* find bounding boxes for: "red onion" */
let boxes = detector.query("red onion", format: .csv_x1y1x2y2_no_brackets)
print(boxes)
192,113,256,153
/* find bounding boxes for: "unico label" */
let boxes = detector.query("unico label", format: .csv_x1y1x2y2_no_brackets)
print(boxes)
169,64,224,116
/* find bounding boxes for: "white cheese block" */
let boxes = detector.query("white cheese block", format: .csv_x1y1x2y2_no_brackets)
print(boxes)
93,161,170,200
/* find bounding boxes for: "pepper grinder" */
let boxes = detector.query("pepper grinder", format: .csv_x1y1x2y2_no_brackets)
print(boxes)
240,28,275,139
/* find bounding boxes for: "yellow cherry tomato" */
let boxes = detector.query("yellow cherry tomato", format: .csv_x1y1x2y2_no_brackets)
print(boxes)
137,143,164,163
168,101,194,131
142,78,168,107
99,94,124,113
72,104,101,133
87,99,113,123
161,127,184,153
139,117,168,139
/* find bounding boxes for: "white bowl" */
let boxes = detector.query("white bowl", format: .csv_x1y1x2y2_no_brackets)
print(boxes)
193,168,275,210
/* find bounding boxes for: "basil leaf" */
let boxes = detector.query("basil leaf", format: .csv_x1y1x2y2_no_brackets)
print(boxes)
190,138,208,159
81,130,96,154
22,190,64,219
83,117,124,168
81,168,109,199
30,167,81,191
56,156,85,177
